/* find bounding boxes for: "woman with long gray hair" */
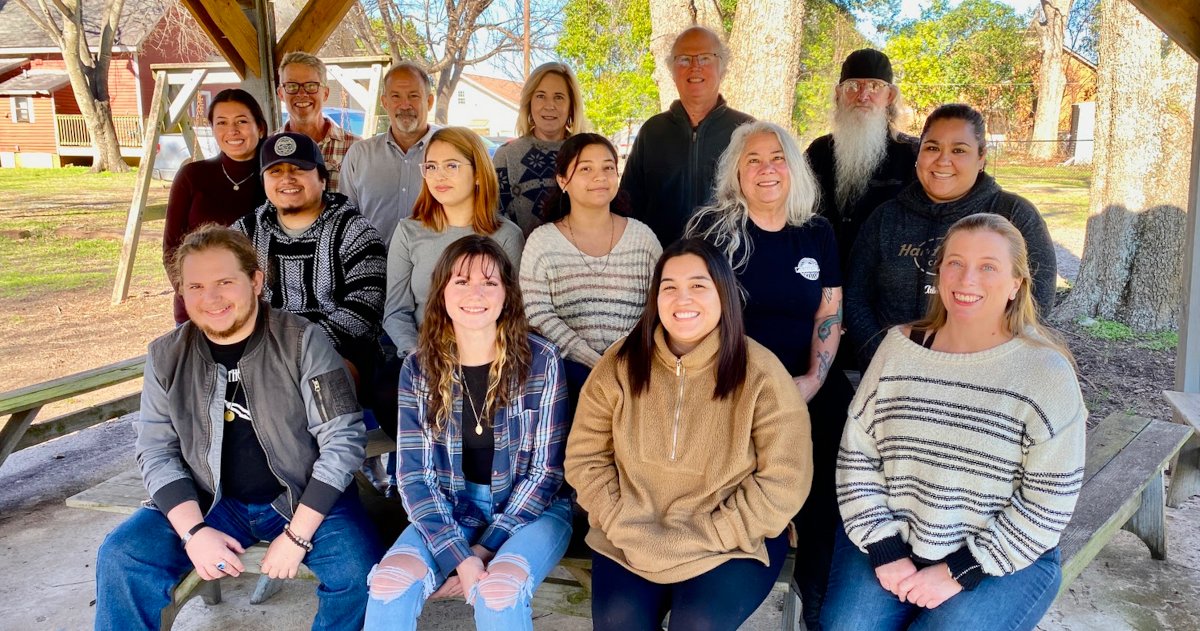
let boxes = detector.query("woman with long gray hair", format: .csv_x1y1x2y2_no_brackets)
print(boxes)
687,120,851,628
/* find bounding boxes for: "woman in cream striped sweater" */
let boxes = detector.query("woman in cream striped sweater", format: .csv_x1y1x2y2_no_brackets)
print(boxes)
823,213,1086,631
519,134,661,412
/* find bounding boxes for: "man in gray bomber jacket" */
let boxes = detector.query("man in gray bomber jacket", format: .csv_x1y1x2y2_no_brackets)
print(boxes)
95,225,380,631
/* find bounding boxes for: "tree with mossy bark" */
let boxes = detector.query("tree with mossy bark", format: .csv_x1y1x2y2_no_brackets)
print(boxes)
1052,0,1196,333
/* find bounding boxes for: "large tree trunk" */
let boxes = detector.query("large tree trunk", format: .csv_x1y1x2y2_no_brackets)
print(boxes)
724,0,804,127
1052,0,1195,332
1030,0,1072,161
648,0,723,111
433,64,466,124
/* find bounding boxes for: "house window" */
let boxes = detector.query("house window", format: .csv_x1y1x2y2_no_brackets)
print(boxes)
457,90,466,105
12,96,33,123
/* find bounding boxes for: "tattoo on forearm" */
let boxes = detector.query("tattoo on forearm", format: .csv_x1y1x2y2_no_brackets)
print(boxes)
822,287,834,303
816,351,832,384
817,303,844,342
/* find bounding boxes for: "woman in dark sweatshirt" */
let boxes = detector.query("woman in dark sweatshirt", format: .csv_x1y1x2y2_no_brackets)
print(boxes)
844,103,1056,369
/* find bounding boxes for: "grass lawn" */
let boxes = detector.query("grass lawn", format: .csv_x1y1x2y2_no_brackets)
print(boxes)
0,167,170,300
992,164,1092,234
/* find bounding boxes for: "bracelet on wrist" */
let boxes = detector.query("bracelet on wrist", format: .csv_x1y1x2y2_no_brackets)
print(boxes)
284,526,314,552
181,521,209,545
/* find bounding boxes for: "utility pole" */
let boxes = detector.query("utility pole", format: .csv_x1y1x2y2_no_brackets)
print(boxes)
523,0,531,78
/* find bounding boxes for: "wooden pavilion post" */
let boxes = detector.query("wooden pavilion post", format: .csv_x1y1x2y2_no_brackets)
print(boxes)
1167,68,1200,507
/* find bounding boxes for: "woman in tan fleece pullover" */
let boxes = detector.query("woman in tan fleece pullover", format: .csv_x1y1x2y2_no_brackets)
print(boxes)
565,238,813,630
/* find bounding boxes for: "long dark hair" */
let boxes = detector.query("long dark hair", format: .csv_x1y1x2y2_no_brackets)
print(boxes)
207,88,268,135
618,238,747,399
539,133,631,223
417,235,532,434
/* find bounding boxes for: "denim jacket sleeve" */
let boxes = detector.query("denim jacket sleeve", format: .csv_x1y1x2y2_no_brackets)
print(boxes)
297,325,368,515
134,351,199,514
396,354,475,575
478,339,568,551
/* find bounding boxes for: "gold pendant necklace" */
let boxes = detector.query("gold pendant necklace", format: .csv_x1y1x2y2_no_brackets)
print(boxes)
460,368,485,435
223,377,243,422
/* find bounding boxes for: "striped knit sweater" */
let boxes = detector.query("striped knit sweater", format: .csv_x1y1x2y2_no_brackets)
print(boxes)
837,327,1086,589
233,192,386,368
519,219,661,367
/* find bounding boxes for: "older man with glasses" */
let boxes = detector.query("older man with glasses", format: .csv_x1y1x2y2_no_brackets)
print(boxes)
805,49,919,273
278,51,361,192
618,25,753,246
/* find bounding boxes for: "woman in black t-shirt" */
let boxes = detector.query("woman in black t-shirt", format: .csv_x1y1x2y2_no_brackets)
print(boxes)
687,120,851,629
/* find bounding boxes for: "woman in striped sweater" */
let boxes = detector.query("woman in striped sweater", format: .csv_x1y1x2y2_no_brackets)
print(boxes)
822,213,1086,631
519,133,661,412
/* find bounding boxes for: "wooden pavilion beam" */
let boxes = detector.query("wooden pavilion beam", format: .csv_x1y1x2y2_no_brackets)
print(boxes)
275,0,358,67
1129,0,1200,62
179,0,262,78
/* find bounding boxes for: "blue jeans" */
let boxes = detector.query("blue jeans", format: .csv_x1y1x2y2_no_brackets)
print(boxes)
363,482,572,631
95,491,380,631
820,528,1061,631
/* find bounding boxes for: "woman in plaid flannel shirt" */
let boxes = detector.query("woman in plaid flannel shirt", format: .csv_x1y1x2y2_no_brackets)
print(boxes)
364,235,572,631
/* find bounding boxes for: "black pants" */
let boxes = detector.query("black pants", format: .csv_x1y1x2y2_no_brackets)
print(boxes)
591,533,789,631
792,369,854,630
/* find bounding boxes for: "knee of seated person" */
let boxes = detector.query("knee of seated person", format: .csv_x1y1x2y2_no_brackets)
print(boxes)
367,547,428,603
476,554,531,612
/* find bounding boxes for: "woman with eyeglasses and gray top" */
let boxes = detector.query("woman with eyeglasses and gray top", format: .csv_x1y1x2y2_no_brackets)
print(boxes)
383,127,524,371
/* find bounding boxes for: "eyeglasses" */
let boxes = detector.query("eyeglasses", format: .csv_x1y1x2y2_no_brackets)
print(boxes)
281,81,323,95
421,161,469,177
839,79,890,96
672,53,720,68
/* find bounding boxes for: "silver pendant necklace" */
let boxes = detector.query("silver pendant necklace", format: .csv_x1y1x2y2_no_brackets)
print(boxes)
564,213,616,275
221,163,254,191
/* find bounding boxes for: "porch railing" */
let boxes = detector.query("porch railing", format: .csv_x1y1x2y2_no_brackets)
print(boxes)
55,115,144,148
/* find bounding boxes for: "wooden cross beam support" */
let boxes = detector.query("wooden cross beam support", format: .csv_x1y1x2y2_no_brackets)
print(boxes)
275,0,358,68
112,69,208,305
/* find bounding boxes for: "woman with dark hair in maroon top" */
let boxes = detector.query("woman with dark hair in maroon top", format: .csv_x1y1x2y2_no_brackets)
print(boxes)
163,88,268,323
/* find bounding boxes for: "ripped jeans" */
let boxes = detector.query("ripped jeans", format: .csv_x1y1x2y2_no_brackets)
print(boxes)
363,482,572,631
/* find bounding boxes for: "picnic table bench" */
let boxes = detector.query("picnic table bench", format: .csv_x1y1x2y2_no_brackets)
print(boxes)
1055,412,1192,594
0,356,146,470
64,391,1190,629
68,426,799,629
1162,390,1200,507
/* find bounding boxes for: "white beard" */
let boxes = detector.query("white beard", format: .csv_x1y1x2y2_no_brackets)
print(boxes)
832,106,890,211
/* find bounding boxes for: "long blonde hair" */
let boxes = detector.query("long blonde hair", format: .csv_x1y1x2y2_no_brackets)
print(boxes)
515,62,590,137
416,235,531,434
912,213,1073,364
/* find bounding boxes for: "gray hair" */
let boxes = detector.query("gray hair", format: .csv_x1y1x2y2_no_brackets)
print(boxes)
384,61,434,93
686,121,820,271
665,26,731,77
278,51,327,83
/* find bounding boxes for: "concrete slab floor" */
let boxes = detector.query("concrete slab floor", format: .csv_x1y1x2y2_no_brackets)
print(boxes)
1,416,1197,630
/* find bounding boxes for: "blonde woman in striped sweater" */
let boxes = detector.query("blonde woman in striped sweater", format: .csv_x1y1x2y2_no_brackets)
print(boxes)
519,134,661,412
823,213,1086,631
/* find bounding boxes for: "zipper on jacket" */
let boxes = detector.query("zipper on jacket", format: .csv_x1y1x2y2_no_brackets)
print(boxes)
669,358,685,461
311,377,329,423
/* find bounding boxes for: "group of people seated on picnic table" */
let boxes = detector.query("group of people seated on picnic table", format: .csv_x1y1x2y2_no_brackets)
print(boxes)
92,27,1086,631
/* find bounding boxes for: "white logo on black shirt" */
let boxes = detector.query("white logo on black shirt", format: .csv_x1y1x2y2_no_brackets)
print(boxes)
794,257,820,280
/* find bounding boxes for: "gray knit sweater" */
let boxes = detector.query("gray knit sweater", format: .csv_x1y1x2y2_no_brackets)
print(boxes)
838,327,1086,589
382,217,524,354
493,135,564,237
519,219,661,366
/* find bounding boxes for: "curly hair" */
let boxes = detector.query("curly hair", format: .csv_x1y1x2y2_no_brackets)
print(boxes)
416,235,532,433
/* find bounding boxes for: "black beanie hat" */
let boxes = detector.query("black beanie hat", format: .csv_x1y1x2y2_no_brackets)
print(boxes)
840,49,893,84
